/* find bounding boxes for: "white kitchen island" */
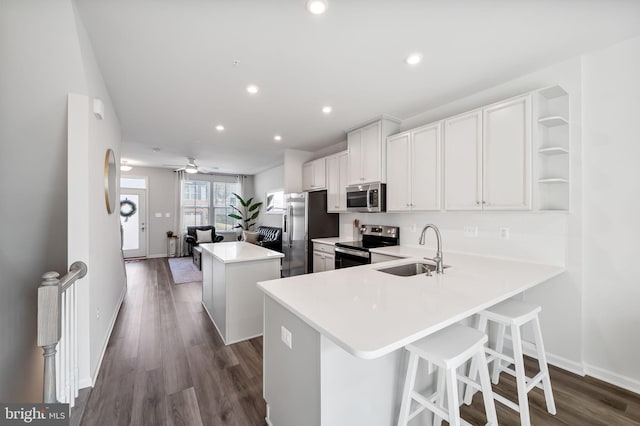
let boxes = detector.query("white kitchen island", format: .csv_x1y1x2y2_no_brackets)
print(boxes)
200,241,283,345
257,249,565,426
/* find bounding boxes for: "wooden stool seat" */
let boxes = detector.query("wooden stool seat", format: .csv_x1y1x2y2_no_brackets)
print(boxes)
398,325,497,426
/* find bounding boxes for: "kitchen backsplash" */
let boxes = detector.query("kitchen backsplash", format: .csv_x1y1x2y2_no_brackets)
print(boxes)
340,211,567,266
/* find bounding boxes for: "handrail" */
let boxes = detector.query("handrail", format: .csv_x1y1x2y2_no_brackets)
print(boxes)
37,261,87,403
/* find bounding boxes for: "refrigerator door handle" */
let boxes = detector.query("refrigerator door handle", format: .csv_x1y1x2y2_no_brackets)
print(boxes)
289,205,294,247
283,212,287,233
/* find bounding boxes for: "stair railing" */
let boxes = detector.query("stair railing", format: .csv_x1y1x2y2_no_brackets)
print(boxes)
37,261,87,404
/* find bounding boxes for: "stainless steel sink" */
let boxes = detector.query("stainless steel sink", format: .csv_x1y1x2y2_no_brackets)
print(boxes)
376,261,450,277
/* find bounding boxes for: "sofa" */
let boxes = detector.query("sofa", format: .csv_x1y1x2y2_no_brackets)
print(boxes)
185,226,223,255
256,226,283,253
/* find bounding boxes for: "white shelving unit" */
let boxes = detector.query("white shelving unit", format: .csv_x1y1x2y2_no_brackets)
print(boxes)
535,85,570,211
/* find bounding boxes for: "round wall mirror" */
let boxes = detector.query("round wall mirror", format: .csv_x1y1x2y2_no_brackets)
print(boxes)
104,149,117,214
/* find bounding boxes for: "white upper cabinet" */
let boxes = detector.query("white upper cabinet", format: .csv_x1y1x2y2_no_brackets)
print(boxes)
483,95,531,210
302,157,326,191
347,118,400,185
327,151,348,212
443,95,531,211
387,122,441,211
444,110,483,210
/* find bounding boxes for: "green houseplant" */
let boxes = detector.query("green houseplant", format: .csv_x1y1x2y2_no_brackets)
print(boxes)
228,193,263,231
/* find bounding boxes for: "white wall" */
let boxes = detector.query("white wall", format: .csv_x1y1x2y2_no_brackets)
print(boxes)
0,0,88,402
122,166,176,257
582,35,640,390
72,4,127,385
254,165,285,228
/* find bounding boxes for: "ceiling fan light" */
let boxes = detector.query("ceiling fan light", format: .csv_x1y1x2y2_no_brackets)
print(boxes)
185,165,198,174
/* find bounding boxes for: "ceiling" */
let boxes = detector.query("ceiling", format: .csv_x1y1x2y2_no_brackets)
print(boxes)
76,0,640,175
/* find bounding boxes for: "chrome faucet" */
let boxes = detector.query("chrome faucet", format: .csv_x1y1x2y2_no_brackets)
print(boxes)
419,224,444,274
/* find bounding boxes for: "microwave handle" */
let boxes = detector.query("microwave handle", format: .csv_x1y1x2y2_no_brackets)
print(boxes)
366,187,372,211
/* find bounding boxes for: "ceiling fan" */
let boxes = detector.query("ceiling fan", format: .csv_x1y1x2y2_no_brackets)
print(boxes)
163,157,218,174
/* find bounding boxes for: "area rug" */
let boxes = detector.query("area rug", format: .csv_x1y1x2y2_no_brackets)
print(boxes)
168,257,202,284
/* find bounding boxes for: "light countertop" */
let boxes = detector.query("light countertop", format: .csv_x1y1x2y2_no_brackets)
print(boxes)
257,249,564,360
200,241,283,264
311,237,356,245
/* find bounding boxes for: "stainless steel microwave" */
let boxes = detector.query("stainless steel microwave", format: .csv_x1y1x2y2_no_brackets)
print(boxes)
346,183,386,213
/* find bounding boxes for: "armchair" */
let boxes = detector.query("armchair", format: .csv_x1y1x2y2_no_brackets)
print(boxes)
185,226,223,255
256,226,283,253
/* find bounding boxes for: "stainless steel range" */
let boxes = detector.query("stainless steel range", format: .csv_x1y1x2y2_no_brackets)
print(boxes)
334,225,400,269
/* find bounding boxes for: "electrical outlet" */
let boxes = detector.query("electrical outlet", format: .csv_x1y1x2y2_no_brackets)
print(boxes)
96,308,100,320
463,226,478,238
500,227,510,240
155,212,162,218
410,224,417,233
281,326,292,349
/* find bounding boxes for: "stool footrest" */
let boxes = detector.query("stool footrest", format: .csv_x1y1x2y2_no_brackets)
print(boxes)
525,371,545,393
493,392,520,412
486,347,514,364
410,391,448,421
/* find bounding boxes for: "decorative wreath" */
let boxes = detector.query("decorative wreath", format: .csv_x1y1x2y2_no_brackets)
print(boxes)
119,199,137,221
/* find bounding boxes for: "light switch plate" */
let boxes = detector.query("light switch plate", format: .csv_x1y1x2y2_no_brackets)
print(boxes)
155,212,162,218
464,226,478,238
281,326,292,349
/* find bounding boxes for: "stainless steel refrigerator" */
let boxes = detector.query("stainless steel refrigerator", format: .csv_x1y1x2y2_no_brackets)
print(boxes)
281,191,339,277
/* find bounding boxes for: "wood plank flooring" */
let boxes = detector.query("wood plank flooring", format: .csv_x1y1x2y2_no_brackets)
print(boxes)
82,258,266,426
82,257,640,425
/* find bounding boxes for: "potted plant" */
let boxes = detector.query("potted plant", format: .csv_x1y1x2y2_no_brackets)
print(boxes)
228,193,262,231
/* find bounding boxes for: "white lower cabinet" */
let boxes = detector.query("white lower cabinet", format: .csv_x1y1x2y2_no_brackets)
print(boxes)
387,122,441,211
313,242,335,272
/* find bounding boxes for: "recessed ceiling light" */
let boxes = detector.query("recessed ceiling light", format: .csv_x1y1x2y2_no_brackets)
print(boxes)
274,135,282,142
306,0,328,15
322,106,332,114
216,124,225,131
246,84,259,94
405,53,423,65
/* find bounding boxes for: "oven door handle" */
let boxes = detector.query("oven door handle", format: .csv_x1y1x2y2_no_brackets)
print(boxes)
334,246,370,259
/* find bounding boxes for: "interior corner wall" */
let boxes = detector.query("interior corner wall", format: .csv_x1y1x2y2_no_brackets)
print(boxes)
72,2,127,385
122,166,177,257
254,165,285,228
0,0,90,402
582,35,640,390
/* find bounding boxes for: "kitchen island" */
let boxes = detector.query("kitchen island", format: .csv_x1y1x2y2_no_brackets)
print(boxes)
257,249,564,426
200,241,283,345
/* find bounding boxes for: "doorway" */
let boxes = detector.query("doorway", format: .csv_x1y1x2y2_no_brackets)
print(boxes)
120,188,147,258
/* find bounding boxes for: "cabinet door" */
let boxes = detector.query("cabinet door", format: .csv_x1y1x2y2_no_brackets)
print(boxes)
313,158,326,190
326,155,340,212
313,251,325,273
302,162,314,191
337,153,348,211
386,133,411,211
444,110,483,210
361,122,382,183
412,123,441,210
483,95,531,210
347,129,363,184
324,253,335,271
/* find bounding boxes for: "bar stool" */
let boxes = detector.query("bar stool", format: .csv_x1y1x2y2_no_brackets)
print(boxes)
397,324,497,426
464,299,556,426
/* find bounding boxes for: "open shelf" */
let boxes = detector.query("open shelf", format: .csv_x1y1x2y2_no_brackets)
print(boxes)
539,86,569,99
538,116,569,127
539,147,569,155
538,178,569,184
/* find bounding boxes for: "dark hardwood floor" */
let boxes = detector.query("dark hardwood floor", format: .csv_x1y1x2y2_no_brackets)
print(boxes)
81,258,640,425
82,258,266,426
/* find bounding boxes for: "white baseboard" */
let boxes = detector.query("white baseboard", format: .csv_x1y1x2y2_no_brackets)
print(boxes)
585,363,640,395
147,253,167,259
89,283,127,385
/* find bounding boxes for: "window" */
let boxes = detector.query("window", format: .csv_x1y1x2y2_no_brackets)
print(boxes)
181,179,240,231
213,181,240,231
181,180,210,227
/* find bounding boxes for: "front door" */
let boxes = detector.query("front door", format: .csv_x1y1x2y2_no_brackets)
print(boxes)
120,188,147,258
